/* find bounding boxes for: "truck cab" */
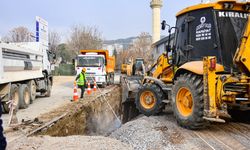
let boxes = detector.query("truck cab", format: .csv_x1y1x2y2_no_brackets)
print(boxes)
76,53,106,85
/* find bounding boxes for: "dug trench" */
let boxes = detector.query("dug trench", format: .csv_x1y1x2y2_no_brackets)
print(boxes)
36,86,124,137
9,85,250,149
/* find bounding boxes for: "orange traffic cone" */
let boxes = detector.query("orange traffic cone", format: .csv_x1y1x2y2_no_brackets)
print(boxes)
87,81,92,95
93,80,97,92
73,83,79,102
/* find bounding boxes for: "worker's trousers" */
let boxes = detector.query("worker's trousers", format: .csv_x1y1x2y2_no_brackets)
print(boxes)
78,85,85,98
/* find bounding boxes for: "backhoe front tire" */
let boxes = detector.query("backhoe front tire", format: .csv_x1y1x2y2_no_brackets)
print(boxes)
135,83,164,116
172,73,207,129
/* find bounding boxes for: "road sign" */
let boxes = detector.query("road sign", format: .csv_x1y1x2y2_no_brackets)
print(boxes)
36,16,48,47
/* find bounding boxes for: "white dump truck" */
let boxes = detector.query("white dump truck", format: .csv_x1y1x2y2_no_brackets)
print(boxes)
0,16,55,112
75,50,115,87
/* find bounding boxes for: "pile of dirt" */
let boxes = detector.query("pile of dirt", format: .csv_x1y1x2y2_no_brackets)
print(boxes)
8,135,132,150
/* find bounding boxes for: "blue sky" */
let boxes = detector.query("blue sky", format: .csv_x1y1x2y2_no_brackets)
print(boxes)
0,0,201,41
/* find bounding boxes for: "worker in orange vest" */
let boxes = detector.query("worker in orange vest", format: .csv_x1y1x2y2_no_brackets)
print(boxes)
75,68,87,99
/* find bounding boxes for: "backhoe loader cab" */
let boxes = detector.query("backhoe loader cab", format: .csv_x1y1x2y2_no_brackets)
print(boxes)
173,1,249,72
134,0,250,129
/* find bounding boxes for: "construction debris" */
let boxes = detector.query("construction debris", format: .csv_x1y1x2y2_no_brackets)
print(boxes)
27,113,68,137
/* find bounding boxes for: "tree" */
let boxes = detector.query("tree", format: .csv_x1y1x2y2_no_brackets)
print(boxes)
120,32,153,66
49,31,61,53
3,26,32,42
57,44,73,63
131,32,152,61
67,25,103,55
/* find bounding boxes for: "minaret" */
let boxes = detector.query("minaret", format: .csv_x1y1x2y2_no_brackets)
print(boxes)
150,0,163,43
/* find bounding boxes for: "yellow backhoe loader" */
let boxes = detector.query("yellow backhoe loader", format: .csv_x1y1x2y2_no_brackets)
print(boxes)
125,0,250,129
121,57,145,123
121,57,145,76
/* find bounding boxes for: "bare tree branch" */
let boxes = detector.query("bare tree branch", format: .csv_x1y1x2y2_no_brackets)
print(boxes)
3,26,33,42
49,31,61,52
67,25,103,55
119,32,153,67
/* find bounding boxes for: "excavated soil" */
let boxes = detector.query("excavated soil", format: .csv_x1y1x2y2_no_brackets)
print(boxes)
7,84,250,150
38,86,122,136
7,85,132,150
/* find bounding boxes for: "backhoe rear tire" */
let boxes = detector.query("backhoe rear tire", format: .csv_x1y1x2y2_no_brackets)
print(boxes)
135,83,164,116
172,73,207,129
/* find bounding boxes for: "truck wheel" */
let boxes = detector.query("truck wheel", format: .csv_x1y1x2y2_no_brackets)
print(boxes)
135,83,163,116
228,109,250,122
19,84,31,109
28,80,36,103
172,73,207,129
45,79,52,97
3,84,20,113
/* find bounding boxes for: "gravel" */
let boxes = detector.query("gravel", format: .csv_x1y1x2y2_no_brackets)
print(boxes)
7,135,133,150
110,116,178,150
8,111,250,150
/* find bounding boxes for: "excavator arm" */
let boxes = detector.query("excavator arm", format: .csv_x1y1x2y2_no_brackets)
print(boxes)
233,16,250,74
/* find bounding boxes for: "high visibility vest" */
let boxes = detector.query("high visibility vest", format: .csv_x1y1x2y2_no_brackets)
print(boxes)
77,73,85,86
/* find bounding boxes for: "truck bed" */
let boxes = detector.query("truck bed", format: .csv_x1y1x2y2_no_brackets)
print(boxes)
0,43,44,84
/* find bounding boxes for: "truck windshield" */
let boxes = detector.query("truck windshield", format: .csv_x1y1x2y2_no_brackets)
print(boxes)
77,56,105,67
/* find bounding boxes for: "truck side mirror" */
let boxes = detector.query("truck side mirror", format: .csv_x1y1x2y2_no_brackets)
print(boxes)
161,20,166,30
161,20,171,31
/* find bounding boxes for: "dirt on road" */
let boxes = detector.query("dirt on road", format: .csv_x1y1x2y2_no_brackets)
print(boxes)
5,76,250,150
6,80,123,150
8,110,250,150
2,76,75,128
8,136,132,150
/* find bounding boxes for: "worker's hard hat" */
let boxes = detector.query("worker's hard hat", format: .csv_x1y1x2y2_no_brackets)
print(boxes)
82,68,86,72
